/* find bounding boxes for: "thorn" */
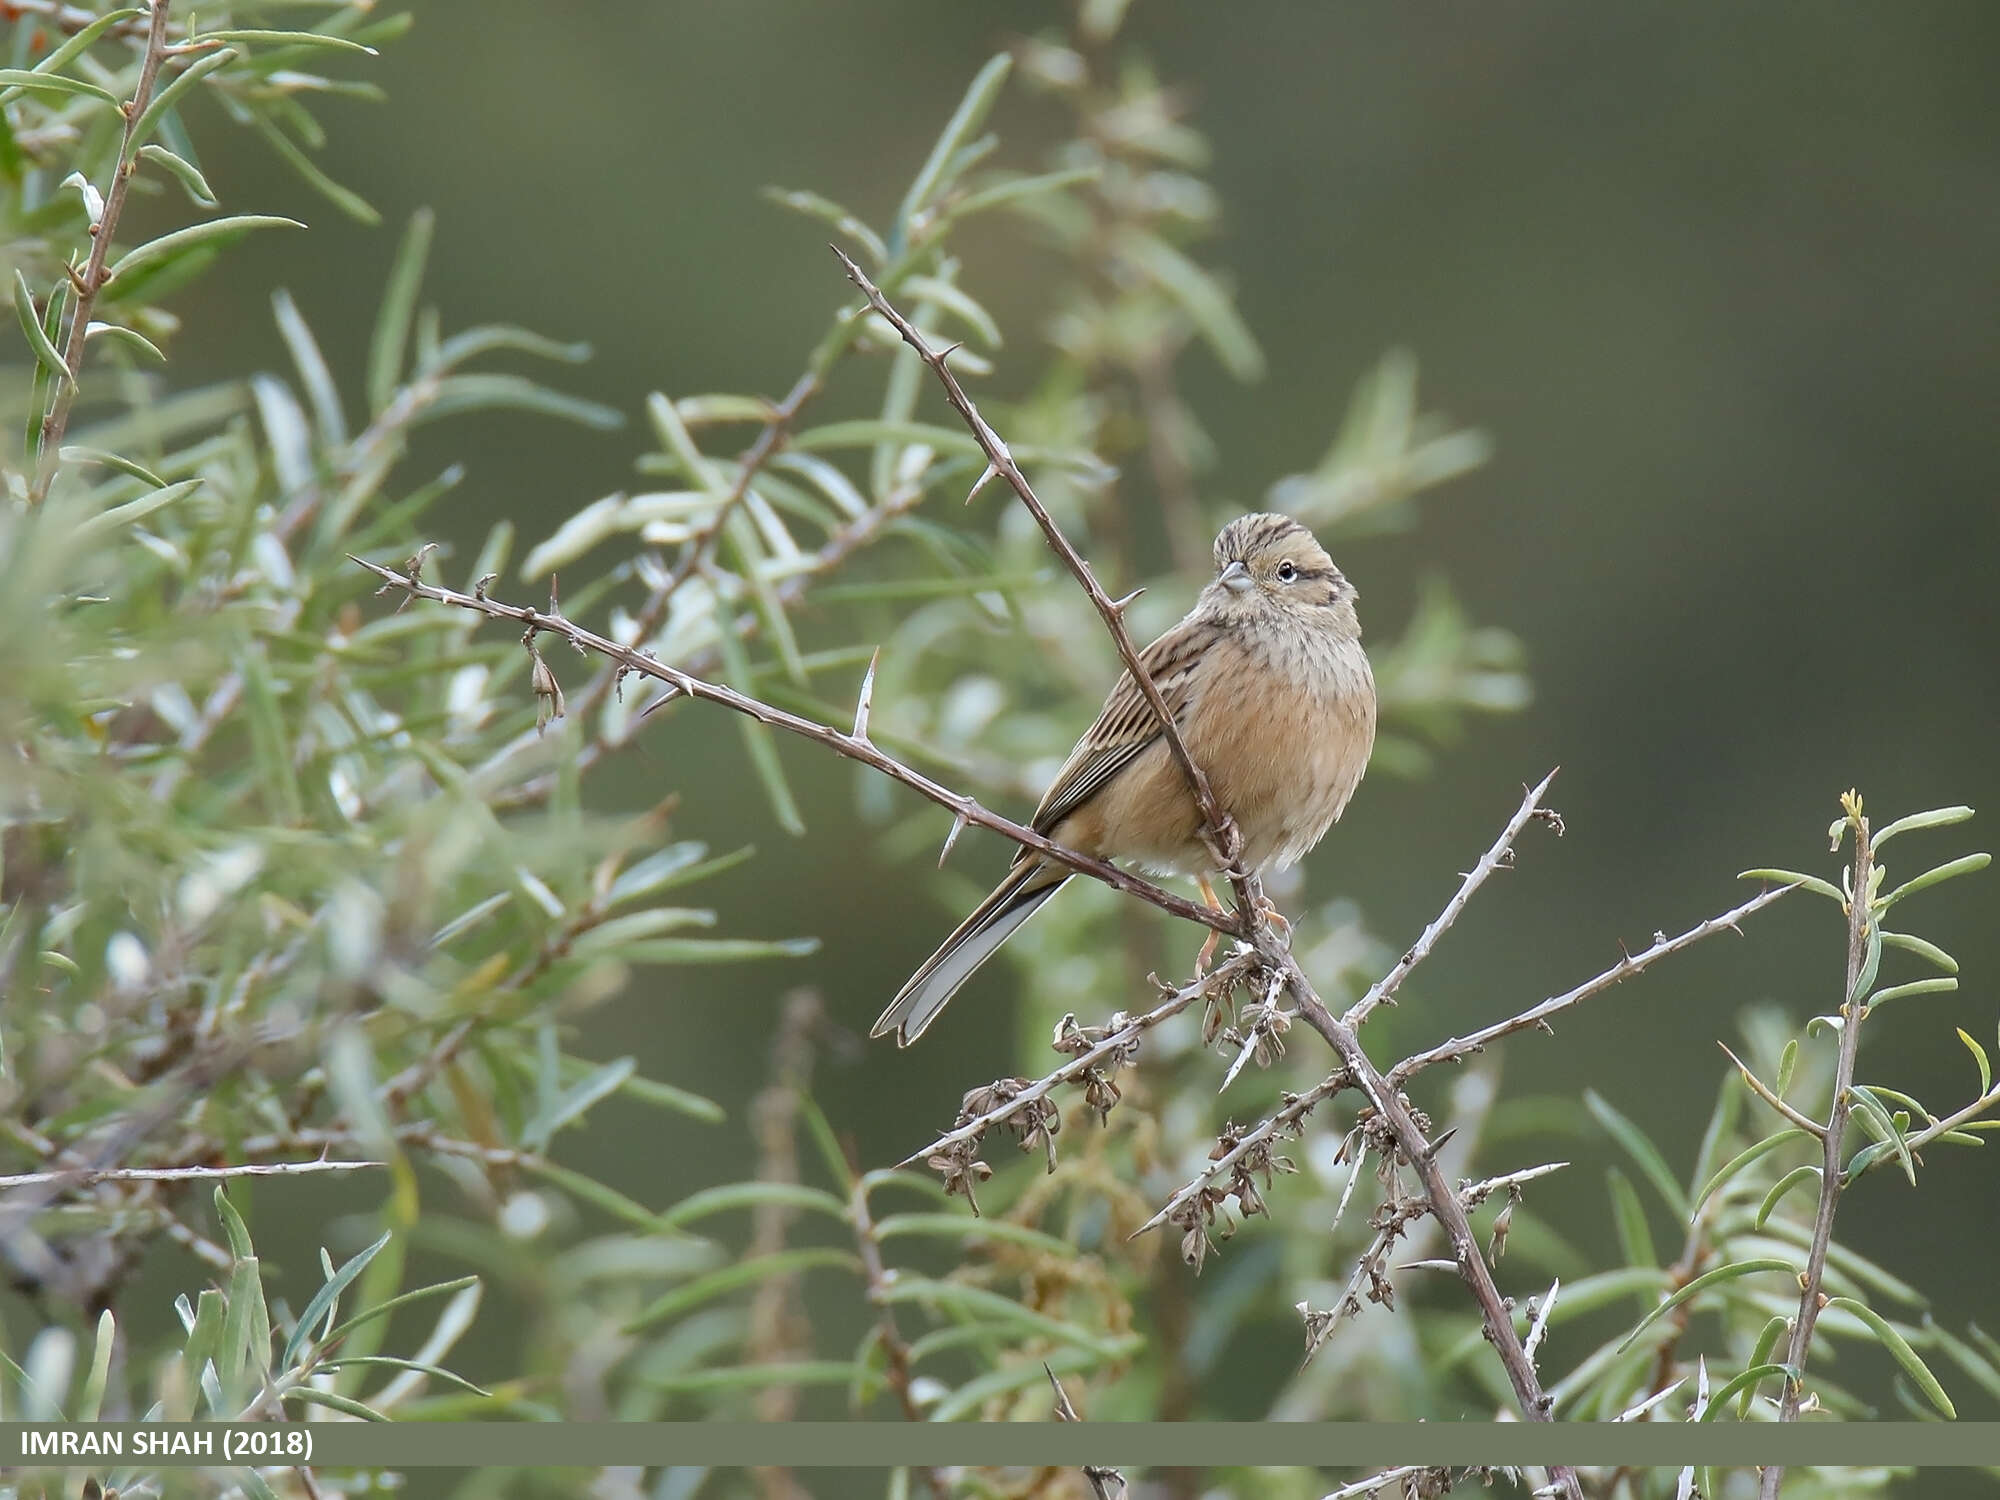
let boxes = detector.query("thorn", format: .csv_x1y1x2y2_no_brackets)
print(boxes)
1422,1126,1460,1161
474,572,497,601
938,811,969,868
965,462,999,506
1110,586,1145,614
851,647,880,742
1045,1363,1080,1422
639,683,683,721
936,340,965,365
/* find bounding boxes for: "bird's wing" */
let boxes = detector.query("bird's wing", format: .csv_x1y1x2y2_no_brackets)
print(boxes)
1023,618,1214,846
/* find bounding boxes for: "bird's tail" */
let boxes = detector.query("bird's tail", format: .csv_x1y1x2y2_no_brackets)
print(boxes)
872,861,1069,1047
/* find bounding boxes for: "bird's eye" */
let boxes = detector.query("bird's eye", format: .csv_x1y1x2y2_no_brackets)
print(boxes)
1276,560,1298,583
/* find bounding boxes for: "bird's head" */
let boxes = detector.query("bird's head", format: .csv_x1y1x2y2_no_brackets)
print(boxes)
1203,512,1360,637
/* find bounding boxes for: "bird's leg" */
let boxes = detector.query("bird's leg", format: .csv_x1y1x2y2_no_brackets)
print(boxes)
1259,898,1292,944
1195,873,1224,975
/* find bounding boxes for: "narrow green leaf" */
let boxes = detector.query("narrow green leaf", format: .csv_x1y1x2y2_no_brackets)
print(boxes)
523,1158,666,1232
107,215,304,282
137,142,218,206
1586,1091,1691,1219
271,289,347,445
1850,921,1882,1005
14,270,71,383
0,68,118,105
252,111,379,224
1605,1169,1657,1270
872,1213,1074,1257
616,1072,724,1123
78,1309,115,1421
894,53,1012,240
324,1275,479,1346
876,1277,1126,1357
432,324,592,372
1775,1039,1799,1100
523,1056,636,1150
799,1094,856,1193
282,1386,387,1420
1881,930,1959,974
421,373,621,430
1616,1259,1796,1352
1692,1130,1811,1218
1741,1317,1790,1415
712,605,804,835
928,1343,1125,1423
1881,853,1991,910
1115,229,1264,381
85,321,167,362
659,1181,850,1230
368,208,434,413
624,1249,862,1334
1847,1088,1916,1185
314,1355,489,1396
214,1187,255,1260
1699,1363,1796,1419
1756,1164,1822,1229
935,166,1099,228
645,1361,863,1394
130,49,239,152
1825,1297,1954,1418
73,477,203,542
10,10,141,90
1873,806,1975,846
762,187,886,265
902,275,1002,347
191,29,380,54
1739,867,1844,903
1868,977,1958,1008
1958,1028,1992,1097
281,1230,392,1371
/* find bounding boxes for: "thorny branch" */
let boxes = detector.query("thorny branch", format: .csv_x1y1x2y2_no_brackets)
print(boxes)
1759,801,1873,1500
31,0,174,502
1344,771,1561,1031
349,554,1241,940
834,245,1256,911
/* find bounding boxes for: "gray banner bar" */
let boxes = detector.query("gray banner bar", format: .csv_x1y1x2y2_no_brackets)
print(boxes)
4,1423,1998,1469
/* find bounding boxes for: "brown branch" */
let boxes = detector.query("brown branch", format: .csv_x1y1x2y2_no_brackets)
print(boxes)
833,245,1253,905
31,0,173,502
1280,965,1580,1498
351,554,1240,940
1760,805,1873,1500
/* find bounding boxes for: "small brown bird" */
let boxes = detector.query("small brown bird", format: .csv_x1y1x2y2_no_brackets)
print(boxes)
873,512,1378,1046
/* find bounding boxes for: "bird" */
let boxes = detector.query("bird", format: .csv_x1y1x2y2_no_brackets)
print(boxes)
872,511,1378,1046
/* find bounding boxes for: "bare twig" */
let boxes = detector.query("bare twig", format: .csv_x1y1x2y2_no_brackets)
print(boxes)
1343,771,1559,1030
898,952,1259,1170
31,0,174,502
1128,1067,1345,1240
0,1158,380,1190
350,554,1240,940
1760,803,1873,1500
833,245,1253,904
1386,886,1794,1087
849,1173,947,1500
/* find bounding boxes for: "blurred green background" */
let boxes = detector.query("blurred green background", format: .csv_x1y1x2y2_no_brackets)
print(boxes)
149,0,1997,1441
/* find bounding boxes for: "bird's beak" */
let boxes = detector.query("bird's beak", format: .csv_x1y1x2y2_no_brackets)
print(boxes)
1218,560,1253,594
